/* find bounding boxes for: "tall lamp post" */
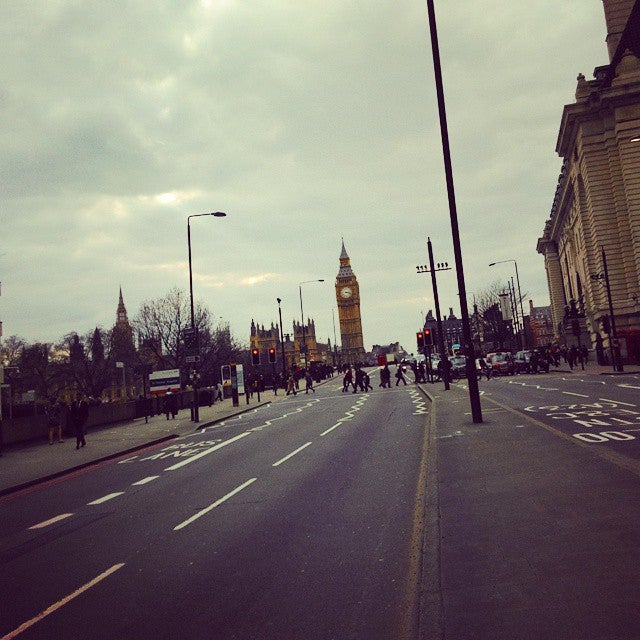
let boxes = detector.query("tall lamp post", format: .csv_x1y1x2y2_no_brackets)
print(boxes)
489,260,526,348
277,298,287,382
425,0,482,422
299,279,324,368
187,211,227,422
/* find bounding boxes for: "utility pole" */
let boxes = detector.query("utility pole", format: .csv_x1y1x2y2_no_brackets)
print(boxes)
416,238,451,390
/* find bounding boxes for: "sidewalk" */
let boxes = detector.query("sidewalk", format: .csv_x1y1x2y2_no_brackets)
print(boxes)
0,390,284,497
551,361,640,375
418,381,640,639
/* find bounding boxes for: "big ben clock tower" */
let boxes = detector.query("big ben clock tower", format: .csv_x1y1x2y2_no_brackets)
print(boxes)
336,239,366,364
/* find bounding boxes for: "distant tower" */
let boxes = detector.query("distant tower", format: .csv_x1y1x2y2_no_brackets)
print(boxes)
335,240,366,363
111,287,135,360
116,287,128,325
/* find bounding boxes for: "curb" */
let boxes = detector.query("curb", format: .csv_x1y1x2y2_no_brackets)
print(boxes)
0,401,277,499
0,435,178,499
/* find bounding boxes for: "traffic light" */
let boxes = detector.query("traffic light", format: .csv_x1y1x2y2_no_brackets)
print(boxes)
268,347,276,363
416,332,425,349
424,328,433,346
251,348,260,365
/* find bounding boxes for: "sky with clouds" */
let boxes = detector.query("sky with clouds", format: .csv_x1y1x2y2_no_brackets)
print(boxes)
1,1,609,354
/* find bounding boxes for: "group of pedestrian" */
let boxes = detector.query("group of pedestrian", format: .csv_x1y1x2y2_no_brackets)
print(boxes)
45,394,90,449
162,391,179,420
283,370,317,396
379,364,392,388
341,366,374,393
559,344,589,370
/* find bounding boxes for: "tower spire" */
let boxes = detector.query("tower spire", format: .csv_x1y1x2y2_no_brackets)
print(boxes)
117,287,128,324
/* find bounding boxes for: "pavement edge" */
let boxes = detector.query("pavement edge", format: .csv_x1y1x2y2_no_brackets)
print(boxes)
414,383,445,640
0,435,178,499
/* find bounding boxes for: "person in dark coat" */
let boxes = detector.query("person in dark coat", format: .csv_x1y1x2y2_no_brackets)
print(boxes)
46,397,64,445
163,392,178,419
70,393,89,449
379,365,391,388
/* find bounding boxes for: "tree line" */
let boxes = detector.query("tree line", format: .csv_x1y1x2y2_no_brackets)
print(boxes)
0,287,246,404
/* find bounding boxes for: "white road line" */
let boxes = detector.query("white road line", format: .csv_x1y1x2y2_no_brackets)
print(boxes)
272,442,313,467
131,476,159,486
28,513,74,530
562,391,590,397
87,492,125,505
117,456,139,464
164,432,251,471
0,563,125,640
619,384,640,390
321,422,343,436
174,478,257,531
600,397,637,406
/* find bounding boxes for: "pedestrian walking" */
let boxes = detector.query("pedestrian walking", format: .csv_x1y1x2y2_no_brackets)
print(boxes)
363,371,373,391
580,345,589,365
286,373,297,396
214,382,223,402
353,367,364,393
395,365,407,386
478,357,491,380
567,346,576,370
163,391,178,420
70,393,89,449
304,371,315,394
379,364,391,388
342,368,353,392
45,397,64,445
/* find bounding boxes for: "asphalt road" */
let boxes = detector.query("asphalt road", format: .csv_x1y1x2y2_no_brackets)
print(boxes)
468,370,640,466
0,373,430,640
433,370,640,640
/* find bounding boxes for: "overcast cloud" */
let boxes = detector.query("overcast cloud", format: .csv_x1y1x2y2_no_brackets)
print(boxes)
1,1,607,353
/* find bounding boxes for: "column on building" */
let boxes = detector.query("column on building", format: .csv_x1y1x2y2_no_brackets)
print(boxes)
537,235,567,339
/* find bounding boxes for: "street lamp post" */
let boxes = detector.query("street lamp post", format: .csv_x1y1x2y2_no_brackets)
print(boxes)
187,211,227,422
277,298,287,383
332,308,339,367
425,0,482,422
298,279,324,368
489,260,526,349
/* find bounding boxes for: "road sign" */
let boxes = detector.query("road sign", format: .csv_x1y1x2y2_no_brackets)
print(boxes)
186,355,200,363
149,369,181,395
181,327,198,349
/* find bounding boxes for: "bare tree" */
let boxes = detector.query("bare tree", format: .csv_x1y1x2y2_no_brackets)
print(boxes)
134,287,211,371
0,335,26,367
133,288,244,384
474,280,516,351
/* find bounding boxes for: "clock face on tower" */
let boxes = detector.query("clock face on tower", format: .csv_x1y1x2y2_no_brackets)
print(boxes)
340,286,353,299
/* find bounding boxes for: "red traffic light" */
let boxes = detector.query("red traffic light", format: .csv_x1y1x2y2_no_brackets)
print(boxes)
268,347,277,363
251,348,260,365
424,328,433,346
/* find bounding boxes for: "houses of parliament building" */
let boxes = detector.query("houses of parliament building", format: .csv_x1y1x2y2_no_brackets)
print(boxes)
250,241,367,368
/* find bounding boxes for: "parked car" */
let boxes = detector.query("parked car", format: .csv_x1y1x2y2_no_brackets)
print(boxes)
486,352,515,376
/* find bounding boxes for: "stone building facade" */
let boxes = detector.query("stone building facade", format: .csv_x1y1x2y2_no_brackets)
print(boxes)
537,0,640,363
423,308,464,355
249,319,332,372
